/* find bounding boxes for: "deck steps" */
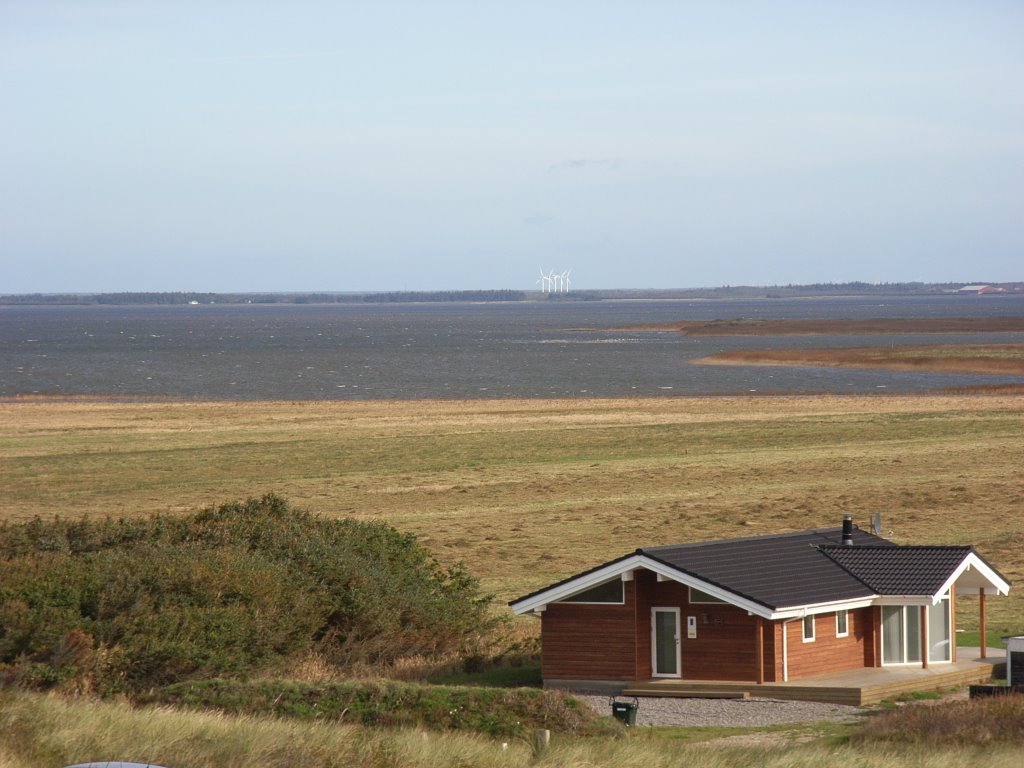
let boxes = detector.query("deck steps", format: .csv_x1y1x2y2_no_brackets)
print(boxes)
622,686,750,700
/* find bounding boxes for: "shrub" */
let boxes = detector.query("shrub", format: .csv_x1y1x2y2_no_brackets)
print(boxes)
856,695,1024,745
0,495,496,692
140,678,601,738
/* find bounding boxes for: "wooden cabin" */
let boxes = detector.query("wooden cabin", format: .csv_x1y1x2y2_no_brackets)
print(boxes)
510,518,1010,689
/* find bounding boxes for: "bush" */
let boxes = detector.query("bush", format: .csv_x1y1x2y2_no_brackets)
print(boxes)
0,495,496,692
856,695,1024,745
141,678,601,738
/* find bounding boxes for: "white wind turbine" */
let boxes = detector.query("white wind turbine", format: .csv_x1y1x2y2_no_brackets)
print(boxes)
548,270,561,293
561,269,572,293
536,268,550,293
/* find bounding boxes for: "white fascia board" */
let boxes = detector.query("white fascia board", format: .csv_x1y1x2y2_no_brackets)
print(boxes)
510,554,646,615
633,557,776,619
511,554,777,618
770,597,876,620
873,596,933,607
939,553,1011,599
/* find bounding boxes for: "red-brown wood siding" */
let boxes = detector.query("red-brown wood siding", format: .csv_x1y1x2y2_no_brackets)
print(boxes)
634,571,762,681
785,608,871,679
540,580,638,681
538,570,877,683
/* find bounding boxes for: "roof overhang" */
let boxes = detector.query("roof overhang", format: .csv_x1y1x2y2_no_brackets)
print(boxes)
510,547,1011,621
946,551,1011,597
509,555,878,620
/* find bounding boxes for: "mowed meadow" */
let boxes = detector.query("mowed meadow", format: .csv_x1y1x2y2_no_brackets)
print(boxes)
3,394,1022,631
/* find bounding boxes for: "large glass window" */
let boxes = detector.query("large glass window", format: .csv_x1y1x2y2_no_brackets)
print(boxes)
882,606,903,664
883,599,951,664
929,596,951,662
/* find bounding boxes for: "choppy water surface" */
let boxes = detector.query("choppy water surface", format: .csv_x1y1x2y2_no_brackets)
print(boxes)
2,296,1023,399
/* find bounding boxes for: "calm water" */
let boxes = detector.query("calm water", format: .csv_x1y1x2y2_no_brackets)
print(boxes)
3,296,1024,399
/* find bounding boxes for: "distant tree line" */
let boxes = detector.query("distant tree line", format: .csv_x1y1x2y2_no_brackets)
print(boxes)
2,282,1019,306
0,290,527,306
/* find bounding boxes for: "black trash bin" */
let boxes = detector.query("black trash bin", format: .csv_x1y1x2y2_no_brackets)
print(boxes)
610,697,638,726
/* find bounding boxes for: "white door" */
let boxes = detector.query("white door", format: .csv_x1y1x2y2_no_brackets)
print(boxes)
652,607,681,677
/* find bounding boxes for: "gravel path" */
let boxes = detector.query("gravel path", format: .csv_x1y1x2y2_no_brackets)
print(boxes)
577,694,865,728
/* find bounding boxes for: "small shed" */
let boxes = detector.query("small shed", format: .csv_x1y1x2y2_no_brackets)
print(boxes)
1006,636,1024,686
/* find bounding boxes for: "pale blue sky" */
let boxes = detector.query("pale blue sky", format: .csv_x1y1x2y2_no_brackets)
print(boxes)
2,1,1022,292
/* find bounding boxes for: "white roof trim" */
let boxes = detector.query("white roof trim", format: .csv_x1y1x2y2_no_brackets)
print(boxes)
510,554,859,620
510,550,1011,619
770,597,876,619
938,552,1011,598
510,554,647,615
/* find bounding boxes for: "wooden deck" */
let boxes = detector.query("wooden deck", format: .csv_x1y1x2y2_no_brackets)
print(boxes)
620,647,1005,706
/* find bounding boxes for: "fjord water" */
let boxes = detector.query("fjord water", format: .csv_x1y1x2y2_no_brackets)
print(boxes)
3,296,1023,400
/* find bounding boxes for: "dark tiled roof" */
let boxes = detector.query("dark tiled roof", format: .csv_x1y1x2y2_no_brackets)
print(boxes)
820,545,972,596
639,526,893,610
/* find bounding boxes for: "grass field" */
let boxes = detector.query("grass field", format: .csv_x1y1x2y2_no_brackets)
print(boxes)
2,394,1022,633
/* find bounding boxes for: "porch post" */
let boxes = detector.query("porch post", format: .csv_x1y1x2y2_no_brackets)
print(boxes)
980,590,987,659
920,605,928,669
756,617,764,684
950,588,957,663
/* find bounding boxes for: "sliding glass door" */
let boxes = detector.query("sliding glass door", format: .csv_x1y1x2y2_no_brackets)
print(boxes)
882,597,951,664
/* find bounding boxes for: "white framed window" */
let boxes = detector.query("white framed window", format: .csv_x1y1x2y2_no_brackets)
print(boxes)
560,578,624,605
802,615,815,642
689,586,727,604
836,609,849,638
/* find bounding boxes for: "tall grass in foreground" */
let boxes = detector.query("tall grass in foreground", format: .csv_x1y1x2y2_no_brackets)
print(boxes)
2,691,1023,768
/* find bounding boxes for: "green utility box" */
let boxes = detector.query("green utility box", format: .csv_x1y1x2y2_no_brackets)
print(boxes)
611,698,638,726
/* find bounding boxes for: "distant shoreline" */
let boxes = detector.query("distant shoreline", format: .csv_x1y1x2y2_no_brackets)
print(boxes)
619,317,1024,336
693,343,1024,378
3,283,1023,306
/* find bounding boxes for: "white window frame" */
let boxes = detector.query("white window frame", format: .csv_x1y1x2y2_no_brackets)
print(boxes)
835,609,849,638
689,586,727,605
802,614,816,643
558,577,625,605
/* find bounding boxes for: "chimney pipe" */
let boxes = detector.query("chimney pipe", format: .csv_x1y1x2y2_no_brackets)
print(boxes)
842,515,854,546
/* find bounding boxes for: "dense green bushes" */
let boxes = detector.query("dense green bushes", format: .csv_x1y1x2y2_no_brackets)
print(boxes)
141,678,601,738
0,495,495,692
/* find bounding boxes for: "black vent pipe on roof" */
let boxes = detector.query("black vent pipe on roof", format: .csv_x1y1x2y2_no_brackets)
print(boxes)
842,515,854,546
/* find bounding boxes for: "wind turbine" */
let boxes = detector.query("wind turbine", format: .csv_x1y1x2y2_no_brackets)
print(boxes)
561,269,572,293
537,268,550,293
549,270,561,293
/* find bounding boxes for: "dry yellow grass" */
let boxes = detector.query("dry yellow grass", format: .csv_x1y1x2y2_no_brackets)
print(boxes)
694,343,1024,376
1,395,1022,630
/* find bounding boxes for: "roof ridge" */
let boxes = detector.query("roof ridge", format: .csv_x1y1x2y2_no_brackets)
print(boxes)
821,544,972,551
642,525,852,551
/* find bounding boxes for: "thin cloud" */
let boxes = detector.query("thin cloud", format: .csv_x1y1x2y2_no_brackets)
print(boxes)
546,158,621,174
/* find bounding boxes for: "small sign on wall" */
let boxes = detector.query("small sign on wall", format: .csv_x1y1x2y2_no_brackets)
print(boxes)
687,615,697,639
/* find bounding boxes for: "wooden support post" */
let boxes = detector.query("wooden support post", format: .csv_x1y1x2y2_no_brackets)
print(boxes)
921,605,928,669
980,591,987,659
756,617,765,684
534,729,551,755
950,588,957,663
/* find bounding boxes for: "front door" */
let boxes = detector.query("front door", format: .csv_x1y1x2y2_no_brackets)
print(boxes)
652,607,681,677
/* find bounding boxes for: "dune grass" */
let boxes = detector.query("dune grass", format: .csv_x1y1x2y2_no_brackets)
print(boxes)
3,689,1024,768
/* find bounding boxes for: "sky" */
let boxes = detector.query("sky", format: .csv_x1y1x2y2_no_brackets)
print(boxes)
1,1,1022,293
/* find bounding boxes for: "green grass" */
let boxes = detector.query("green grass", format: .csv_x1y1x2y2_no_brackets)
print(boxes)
429,664,543,688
